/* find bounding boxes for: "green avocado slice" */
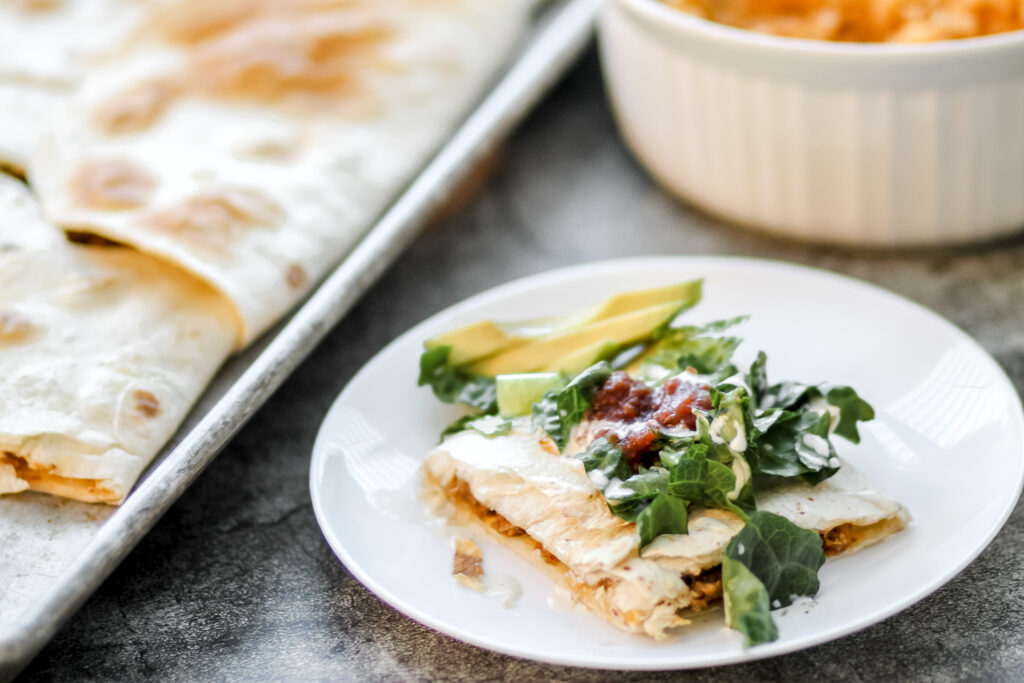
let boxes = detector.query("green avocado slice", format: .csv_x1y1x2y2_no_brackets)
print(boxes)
468,301,684,376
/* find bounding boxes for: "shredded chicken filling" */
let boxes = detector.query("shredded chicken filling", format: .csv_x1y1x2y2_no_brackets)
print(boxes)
441,477,563,567
439,474,729,617
0,452,107,496
821,523,859,556
683,567,723,612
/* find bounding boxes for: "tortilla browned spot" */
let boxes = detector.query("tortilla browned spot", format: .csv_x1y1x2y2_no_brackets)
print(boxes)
92,78,181,136
139,0,393,115
0,311,34,343
153,0,264,45
133,390,161,418
188,20,390,108
9,0,60,13
285,263,306,290
145,188,283,255
70,159,156,210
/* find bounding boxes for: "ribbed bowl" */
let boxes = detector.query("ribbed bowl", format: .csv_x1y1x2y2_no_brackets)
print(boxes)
599,0,1024,246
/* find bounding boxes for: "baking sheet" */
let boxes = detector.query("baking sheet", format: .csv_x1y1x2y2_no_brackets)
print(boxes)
0,0,599,677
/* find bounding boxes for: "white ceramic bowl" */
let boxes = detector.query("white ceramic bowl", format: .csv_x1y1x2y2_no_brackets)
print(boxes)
598,0,1024,246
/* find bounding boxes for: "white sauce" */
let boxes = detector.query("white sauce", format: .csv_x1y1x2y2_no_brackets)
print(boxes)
729,430,747,454
708,414,729,445
728,456,752,501
483,574,523,608
588,469,609,490
709,413,747,453
603,477,630,499
797,433,831,469
802,433,830,459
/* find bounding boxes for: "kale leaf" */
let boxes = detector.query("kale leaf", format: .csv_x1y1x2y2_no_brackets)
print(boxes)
667,443,740,512
722,556,779,647
441,414,513,439
418,345,497,413
825,386,875,443
721,510,825,647
577,439,687,544
532,361,612,451
725,511,825,607
742,354,874,485
641,317,747,377
751,409,839,485
576,437,631,484
637,493,689,549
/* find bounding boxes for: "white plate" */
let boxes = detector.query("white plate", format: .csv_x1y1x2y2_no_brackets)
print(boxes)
310,256,1024,670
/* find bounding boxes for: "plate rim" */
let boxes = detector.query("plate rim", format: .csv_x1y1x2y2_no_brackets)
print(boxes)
310,255,1024,670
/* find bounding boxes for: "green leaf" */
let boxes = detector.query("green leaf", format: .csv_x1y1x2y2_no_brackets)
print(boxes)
466,415,513,437
722,556,779,647
578,439,671,523
531,361,612,451
604,468,669,521
750,409,839,484
746,351,769,404
637,493,689,549
647,334,742,376
666,442,754,517
756,380,817,412
667,443,736,509
724,510,825,608
825,386,875,444
440,414,514,439
440,414,475,439
576,437,631,484
605,468,670,502
635,316,746,378
418,345,497,413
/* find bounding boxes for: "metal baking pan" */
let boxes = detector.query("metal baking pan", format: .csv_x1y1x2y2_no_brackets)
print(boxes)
0,0,599,677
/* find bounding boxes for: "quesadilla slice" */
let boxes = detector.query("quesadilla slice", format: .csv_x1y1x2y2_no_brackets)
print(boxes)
0,174,235,503
418,280,909,643
425,426,908,639
29,0,535,346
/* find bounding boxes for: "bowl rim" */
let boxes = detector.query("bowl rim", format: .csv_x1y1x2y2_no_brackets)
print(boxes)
616,0,1024,58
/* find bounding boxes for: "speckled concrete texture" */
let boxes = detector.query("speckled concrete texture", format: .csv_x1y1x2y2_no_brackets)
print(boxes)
19,49,1024,682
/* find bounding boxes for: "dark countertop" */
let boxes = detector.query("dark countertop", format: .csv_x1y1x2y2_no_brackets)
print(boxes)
21,49,1024,682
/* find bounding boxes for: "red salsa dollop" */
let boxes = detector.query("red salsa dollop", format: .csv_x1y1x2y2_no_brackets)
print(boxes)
586,371,711,470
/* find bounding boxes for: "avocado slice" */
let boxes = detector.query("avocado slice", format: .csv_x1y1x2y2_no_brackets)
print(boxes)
587,280,702,322
425,315,590,366
427,281,702,368
496,372,566,417
469,301,684,376
424,320,529,366
543,339,620,376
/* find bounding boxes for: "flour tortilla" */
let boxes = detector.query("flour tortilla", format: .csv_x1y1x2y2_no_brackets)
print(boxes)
0,0,144,170
29,0,534,346
425,421,909,639
0,175,236,503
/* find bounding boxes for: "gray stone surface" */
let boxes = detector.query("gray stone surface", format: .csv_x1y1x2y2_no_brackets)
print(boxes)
19,49,1024,682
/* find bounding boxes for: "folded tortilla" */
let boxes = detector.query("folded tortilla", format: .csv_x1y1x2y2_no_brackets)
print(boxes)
0,175,236,503
0,0,144,170
424,420,910,639
29,0,534,346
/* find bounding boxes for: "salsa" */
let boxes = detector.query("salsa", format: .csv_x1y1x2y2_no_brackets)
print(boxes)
587,371,711,467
